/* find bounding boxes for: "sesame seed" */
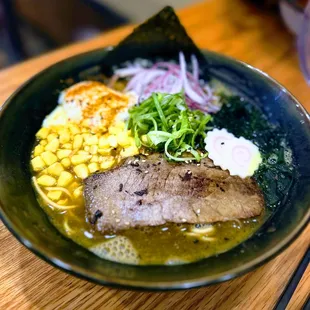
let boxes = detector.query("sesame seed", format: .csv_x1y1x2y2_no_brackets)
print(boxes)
112,210,115,214
144,170,149,174
115,219,120,223
196,209,200,214
125,221,130,225
141,159,146,162
197,163,200,166
182,218,186,222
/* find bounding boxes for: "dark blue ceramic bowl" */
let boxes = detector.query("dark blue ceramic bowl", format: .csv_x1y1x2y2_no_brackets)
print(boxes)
0,48,309,290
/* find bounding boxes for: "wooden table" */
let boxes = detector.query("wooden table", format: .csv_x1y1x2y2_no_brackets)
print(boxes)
0,0,309,309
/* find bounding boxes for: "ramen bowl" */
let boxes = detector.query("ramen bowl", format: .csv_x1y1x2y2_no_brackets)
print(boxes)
0,48,309,290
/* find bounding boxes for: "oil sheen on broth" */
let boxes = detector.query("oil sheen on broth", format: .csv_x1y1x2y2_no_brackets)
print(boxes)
36,191,263,265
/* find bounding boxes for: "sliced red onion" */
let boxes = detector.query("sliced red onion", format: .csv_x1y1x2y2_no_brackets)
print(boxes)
112,52,221,113
179,52,205,104
191,54,199,81
114,67,143,77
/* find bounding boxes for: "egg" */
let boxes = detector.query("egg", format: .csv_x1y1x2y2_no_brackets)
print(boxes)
204,128,262,178
42,81,137,129
42,106,68,128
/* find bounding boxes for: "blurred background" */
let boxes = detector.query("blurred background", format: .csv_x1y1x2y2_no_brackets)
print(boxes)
0,0,308,69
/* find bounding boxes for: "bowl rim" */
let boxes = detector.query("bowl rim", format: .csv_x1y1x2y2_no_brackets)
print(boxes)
0,47,309,290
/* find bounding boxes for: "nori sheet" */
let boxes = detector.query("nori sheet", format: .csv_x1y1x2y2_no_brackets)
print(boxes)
102,6,206,68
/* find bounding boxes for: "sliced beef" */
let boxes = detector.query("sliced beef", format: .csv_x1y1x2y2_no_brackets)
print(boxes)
84,154,264,232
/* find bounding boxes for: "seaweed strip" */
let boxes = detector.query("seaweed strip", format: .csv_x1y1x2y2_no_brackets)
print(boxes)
102,6,206,68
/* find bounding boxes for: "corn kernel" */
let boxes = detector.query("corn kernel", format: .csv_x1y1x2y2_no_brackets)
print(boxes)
85,135,98,145
57,149,72,160
41,151,58,166
84,145,90,152
108,135,118,148
58,198,68,205
108,126,122,135
88,162,99,173
90,155,99,163
40,140,48,146
81,127,88,133
45,138,60,153
116,132,131,147
74,164,89,179
73,134,83,149
47,133,58,142
36,128,50,140
33,145,44,157
37,175,56,186
120,146,139,158
100,159,115,170
47,162,64,177
98,148,112,156
57,171,74,187
61,158,71,168
77,150,89,155
73,186,83,199
114,121,125,129
82,119,90,127
99,136,110,148
71,154,92,165
59,129,71,144
47,190,62,201
82,133,91,140
31,156,45,171
69,181,80,189
62,143,72,150
69,125,80,135
90,145,98,155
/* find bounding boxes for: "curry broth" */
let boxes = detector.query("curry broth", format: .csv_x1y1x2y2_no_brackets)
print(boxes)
34,177,264,265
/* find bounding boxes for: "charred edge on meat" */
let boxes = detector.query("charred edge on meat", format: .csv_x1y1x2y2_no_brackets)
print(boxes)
179,170,192,181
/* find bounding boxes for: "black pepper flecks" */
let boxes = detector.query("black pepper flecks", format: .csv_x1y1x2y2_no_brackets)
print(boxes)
137,199,143,205
134,188,148,196
136,168,142,173
119,183,123,192
90,210,103,224
130,162,140,167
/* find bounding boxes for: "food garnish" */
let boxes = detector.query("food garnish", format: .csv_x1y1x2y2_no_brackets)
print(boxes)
127,92,212,161
205,128,262,178
111,52,221,113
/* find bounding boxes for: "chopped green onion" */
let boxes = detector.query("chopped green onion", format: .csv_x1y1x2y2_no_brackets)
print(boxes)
127,92,212,161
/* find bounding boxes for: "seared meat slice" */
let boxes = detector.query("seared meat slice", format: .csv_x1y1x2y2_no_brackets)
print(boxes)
84,154,264,232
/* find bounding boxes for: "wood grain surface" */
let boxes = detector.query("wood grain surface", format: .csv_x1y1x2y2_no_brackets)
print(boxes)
0,0,309,309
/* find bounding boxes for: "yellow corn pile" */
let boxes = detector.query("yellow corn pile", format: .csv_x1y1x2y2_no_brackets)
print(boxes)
31,121,138,207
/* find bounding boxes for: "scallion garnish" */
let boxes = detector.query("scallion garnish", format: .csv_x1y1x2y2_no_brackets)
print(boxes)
127,92,212,161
